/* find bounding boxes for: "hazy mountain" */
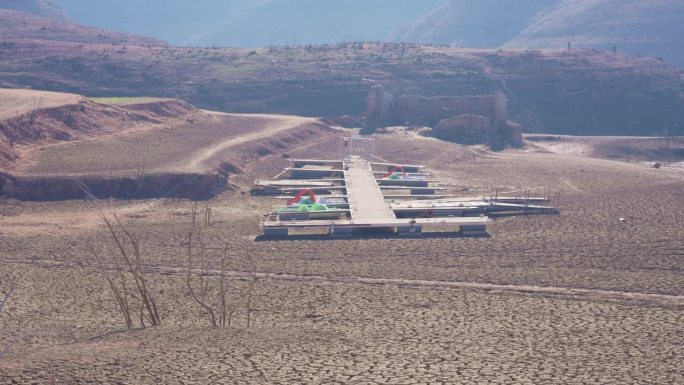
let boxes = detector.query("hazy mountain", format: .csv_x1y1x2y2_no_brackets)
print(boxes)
182,0,445,48
24,0,684,67
0,0,66,20
0,9,166,46
504,0,684,67
390,0,559,47
52,0,443,47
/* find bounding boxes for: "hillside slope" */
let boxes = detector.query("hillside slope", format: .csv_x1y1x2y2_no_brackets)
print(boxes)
0,88,196,164
391,0,558,48
1,11,682,137
504,0,684,67
54,0,443,47
0,9,166,46
47,0,684,68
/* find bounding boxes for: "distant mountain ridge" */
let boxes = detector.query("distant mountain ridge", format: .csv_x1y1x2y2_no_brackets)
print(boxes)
0,9,167,46
390,0,559,48
51,0,443,47
0,0,66,20
1,10,682,139
504,0,684,67
36,0,684,66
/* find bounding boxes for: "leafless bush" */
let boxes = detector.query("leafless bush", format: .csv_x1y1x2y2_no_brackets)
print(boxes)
203,201,213,227
97,212,161,328
244,253,257,328
83,184,161,329
190,201,213,228
91,247,132,329
186,208,258,328
27,96,44,128
186,229,233,328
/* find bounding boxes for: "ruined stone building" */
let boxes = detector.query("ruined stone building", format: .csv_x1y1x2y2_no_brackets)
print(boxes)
363,84,522,149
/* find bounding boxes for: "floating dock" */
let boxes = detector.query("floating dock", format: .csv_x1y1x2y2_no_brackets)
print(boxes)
257,136,559,237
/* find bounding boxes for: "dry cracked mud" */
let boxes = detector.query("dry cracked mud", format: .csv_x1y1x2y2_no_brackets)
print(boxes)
1,136,683,384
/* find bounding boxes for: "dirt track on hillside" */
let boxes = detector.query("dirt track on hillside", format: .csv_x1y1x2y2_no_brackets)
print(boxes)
182,114,317,172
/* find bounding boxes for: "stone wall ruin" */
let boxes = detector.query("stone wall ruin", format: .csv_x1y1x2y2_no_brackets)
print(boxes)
362,84,522,149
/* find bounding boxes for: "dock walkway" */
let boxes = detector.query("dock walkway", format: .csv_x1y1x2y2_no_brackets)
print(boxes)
345,157,396,223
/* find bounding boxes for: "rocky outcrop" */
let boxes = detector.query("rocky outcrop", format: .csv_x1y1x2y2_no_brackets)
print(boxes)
328,115,359,128
365,85,395,127
364,88,508,128
433,115,523,150
364,86,520,149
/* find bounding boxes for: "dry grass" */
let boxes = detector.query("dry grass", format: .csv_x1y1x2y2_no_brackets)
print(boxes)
0,134,682,383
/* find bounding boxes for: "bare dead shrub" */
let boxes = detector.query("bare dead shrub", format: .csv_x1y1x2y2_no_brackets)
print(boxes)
244,253,257,328
186,229,217,327
83,184,161,328
99,212,161,328
27,96,44,128
190,201,213,228
204,201,213,227
186,200,259,329
91,247,132,329
186,229,232,328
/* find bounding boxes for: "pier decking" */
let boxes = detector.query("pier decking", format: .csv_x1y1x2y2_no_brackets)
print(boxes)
345,157,396,223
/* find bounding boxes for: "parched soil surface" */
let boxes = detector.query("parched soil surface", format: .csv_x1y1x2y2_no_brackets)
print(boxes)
1,134,683,384
526,134,684,163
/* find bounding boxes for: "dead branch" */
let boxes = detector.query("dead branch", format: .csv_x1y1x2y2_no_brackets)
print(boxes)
82,183,161,327
186,231,217,327
0,277,18,315
204,201,212,227
0,265,29,360
191,201,198,227
219,244,230,327
91,248,132,329
245,253,257,328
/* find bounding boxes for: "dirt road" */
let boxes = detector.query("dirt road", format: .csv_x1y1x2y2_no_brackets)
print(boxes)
182,114,316,171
